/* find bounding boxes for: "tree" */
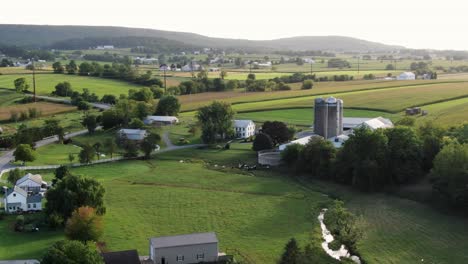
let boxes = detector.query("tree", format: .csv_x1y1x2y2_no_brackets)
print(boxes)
151,86,165,99
81,115,98,133
129,87,153,103
220,70,227,79
65,206,103,243
7,168,22,185
418,121,445,172
431,142,468,209
298,137,336,179
79,144,95,164
134,102,150,120
395,117,415,126
105,138,117,158
140,133,161,159
155,95,181,116
324,200,363,255
45,173,106,219
14,144,36,165
101,109,123,129
385,127,422,184
66,60,78,74
278,238,300,264
52,61,64,73
335,127,388,191
54,82,73,97
261,121,293,146
252,133,273,151
386,64,395,70
301,80,313,89
123,140,139,158
54,165,71,184
14,78,29,93
281,144,303,168
68,153,75,164
41,240,104,264
77,101,91,112
101,94,117,105
196,101,235,143
93,143,102,160
129,118,144,129
78,62,95,76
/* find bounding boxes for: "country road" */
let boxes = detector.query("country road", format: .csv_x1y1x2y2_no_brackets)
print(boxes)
26,94,112,110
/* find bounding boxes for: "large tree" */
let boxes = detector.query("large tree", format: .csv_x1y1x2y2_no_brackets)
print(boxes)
7,168,22,185
52,61,64,73
385,127,422,184
54,81,73,97
298,137,336,180
155,95,181,116
82,115,98,133
14,77,29,93
46,173,106,219
196,101,235,143
261,121,293,146
14,144,36,165
431,142,468,210
66,60,78,74
41,240,104,264
79,144,95,164
65,206,103,243
252,133,273,151
140,133,161,159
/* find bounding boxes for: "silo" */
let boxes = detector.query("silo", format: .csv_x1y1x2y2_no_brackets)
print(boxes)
313,97,343,138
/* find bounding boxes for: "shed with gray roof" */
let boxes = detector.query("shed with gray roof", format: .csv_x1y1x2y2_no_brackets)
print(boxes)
149,232,219,264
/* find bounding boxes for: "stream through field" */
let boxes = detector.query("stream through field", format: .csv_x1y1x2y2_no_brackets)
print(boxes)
318,209,361,264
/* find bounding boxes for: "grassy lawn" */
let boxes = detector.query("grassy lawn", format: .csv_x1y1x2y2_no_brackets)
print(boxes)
236,108,400,127
0,89,24,106
0,74,146,97
17,143,82,166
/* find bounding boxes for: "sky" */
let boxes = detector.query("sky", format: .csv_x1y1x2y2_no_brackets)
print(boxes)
1,0,467,50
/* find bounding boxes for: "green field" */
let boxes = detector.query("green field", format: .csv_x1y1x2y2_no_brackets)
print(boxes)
412,97,468,125
0,74,146,97
236,108,399,127
0,89,24,106
18,143,81,166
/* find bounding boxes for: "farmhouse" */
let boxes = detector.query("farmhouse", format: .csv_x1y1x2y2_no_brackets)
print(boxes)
3,186,43,213
233,120,256,139
144,116,179,126
16,173,47,194
397,72,416,80
149,232,221,264
118,129,148,141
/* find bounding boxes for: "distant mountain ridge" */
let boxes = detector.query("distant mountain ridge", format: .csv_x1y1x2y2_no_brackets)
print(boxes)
0,24,404,52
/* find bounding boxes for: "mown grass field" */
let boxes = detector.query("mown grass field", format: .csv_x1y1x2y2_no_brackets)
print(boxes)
0,102,75,121
0,89,24,106
236,108,399,127
19,143,82,166
0,74,146,97
413,97,468,125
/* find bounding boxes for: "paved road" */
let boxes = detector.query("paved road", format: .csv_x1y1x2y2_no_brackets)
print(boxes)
0,128,97,173
26,94,111,110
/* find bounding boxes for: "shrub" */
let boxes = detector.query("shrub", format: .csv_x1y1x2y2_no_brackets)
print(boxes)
302,80,314,89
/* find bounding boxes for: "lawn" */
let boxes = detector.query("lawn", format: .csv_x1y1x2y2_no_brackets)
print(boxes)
0,102,75,121
0,73,147,97
18,143,82,166
0,89,24,106
236,108,399,127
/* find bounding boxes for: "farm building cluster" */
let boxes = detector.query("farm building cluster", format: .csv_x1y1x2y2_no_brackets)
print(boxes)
3,173,47,214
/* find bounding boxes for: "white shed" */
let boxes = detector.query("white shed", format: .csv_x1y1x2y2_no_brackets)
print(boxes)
118,129,148,141
397,72,416,80
144,116,179,126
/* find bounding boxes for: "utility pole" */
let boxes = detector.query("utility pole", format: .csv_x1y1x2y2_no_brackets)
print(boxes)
357,55,360,74
163,67,167,93
32,59,37,103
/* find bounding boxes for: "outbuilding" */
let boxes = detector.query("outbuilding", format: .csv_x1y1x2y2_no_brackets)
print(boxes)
397,72,416,80
144,116,179,126
118,129,148,141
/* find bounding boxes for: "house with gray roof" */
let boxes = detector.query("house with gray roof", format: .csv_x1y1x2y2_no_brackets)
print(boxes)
2,186,43,213
149,232,221,264
16,173,47,194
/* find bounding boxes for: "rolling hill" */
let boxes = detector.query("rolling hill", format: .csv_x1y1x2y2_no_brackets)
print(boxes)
0,24,404,52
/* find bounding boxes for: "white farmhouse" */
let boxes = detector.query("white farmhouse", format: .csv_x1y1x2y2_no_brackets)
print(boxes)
233,120,256,139
149,232,221,264
397,72,416,80
3,186,43,213
16,173,47,194
144,116,179,126
118,129,148,141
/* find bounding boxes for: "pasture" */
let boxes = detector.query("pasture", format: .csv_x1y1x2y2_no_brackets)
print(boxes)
0,74,147,97
0,89,24,106
18,143,82,166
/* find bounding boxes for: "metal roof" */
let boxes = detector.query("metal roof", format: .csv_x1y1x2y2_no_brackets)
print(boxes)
6,186,27,197
16,173,43,186
119,129,147,135
26,195,42,204
101,250,140,264
150,232,218,249
233,120,254,128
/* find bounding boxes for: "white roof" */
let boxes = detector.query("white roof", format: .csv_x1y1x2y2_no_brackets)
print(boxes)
145,116,179,122
359,117,394,130
233,120,254,128
119,129,147,135
399,72,415,76
150,232,218,249
279,135,322,151
16,173,43,186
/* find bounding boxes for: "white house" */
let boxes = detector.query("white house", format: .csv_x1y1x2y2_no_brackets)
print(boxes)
118,129,148,141
144,116,179,126
16,173,47,194
233,120,256,139
397,72,416,80
149,232,220,264
3,186,43,213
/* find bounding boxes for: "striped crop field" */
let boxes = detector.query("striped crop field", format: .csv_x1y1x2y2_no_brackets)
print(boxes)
0,101,75,121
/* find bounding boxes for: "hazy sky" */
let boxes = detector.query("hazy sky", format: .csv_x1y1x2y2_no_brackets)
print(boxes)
1,0,467,50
